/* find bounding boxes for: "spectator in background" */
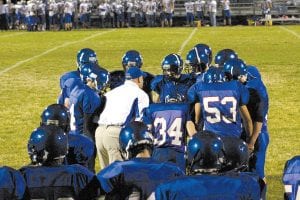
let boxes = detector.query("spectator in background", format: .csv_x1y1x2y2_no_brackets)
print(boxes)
221,0,231,25
162,0,175,27
208,0,217,26
0,0,8,30
184,0,195,26
98,0,108,28
145,0,157,27
261,0,272,26
194,0,205,25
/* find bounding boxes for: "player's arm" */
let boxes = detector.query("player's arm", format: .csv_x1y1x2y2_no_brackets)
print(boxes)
239,105,253,140
151,91,160,103
186,120,197,137
194,102,201,125
247,89,264,151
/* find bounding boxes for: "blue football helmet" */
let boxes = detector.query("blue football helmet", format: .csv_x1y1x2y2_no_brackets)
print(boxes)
80,63,110,93
122,50,143,70
214,49,238,67
221,136,249,172
223,58,247,81
161,54,183,80
194,43,212,65
66,133,95,167
76,48,98,69
185,48,210,73
187,131,225,175
28,125,68,165
203,66,225,83
119,121,153,160
40,104,70,132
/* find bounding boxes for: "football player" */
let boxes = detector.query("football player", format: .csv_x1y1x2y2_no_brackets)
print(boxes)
187,59,253,138
20,125,101,200
143,93,196,171
283,156,300,200
97,121,184,199
40,103,96,172
185,46,211,83
214,48,238,68
110,49,155,102
151,53,194,103
152,131,262,199
69,63,109,139
58,48,98,108
0,166,27,199
225,62,269,191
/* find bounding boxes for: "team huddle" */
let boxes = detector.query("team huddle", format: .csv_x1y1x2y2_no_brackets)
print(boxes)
1,44,280,199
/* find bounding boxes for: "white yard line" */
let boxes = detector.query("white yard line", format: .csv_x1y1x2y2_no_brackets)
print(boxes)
279,26,300,39
0,32,27,38
0,29,116,76
177,28,197,55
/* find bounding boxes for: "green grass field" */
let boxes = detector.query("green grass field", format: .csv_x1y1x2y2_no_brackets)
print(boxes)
0,26,300,199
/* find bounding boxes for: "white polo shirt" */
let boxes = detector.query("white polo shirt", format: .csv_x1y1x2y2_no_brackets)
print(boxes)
98,80,149,125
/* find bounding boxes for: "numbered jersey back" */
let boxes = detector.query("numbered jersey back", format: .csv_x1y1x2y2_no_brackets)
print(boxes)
198,81,249,137
283,156,300,200
143,103,190,152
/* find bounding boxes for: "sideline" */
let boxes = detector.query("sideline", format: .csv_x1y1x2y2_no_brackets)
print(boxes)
279,26,300,39
0,29,116,76
177,28,197,55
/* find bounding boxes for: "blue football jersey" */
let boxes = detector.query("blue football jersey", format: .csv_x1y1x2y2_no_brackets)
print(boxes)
59,70,81,90
283,156,300,200
155,172,261,200
151,74,194,103
0,166,26,200
20,164,100,200
66,133,95,169
97,158,184,199
246,78,269,133
69,84,101,135
58,70,82,105
143,103,191,152
188,81,249,137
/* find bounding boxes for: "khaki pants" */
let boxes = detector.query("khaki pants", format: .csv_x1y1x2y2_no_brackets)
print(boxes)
95,125,123,169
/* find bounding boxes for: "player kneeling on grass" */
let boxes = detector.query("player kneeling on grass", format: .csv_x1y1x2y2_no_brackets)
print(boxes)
151,131,263,200
20,125,101,200
96,121,184,199
40,103,96,172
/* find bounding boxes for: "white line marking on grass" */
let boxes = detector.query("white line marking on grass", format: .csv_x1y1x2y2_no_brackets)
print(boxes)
0,32,27,38
0,30,116,76
177,28,197,55
279,26,300,39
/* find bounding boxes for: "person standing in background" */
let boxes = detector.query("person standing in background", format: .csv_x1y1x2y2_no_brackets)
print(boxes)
208,0,217,26
221,0,231,25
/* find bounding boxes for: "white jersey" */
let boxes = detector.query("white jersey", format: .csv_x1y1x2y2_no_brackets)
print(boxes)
64,2,74,15
145,0,156,15
127,1,133,13
184,1,194,13
162,0,174,13
38,2,46,15
98,3,108,16
49,2,58,17
194,0,205,11
221,0,230,10
79,2,89,14
209,0,217,13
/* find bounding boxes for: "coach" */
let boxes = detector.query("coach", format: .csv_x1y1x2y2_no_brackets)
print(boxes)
95,67,150,169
